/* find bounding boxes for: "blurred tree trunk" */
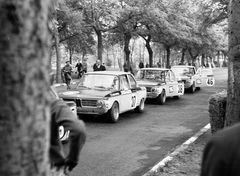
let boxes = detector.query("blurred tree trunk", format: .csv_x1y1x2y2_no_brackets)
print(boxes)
124,32,131,70
0,1,52,176
53,1,62,83
165,45,171,68
225,0,240,126
95,28,103,62
145,35,153,67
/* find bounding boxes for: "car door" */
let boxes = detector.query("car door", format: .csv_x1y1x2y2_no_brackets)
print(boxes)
166,70,176,97
119,75,132,112
128,74,139,109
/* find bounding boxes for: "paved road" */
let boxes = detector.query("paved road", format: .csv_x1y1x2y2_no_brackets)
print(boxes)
61,68,227,176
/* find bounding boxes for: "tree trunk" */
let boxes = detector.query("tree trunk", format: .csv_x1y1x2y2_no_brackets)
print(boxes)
54,21,62,83
181,48,187,65
124,32,131,70
145,35,153,67
225,0,240,126
165,45,171,68
201,53,205,66
96,29,103,62
0,1,52,176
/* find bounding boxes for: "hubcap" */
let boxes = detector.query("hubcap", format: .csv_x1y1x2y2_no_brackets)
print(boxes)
113,104,119,120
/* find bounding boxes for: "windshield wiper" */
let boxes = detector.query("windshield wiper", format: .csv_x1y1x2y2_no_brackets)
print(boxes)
94,85,107,89
78,85,91,89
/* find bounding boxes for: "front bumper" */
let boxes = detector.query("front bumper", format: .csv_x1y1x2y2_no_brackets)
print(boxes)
146,92,160,99
77,107,109,115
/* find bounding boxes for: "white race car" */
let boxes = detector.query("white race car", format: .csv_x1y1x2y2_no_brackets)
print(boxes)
135,68,184,104
58,71,147,123
171,65,215,93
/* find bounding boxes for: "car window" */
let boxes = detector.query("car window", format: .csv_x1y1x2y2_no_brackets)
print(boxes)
120,75,130,90
128,74,137,88
170,71,176,81
111,76,120,90
135,69,164,82
78,74,117,89
166,71,170,81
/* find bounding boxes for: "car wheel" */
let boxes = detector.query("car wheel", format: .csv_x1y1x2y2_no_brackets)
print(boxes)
106,102,119,123
196,87,201,90
189,82,195,93
156,89,166,105
59,126,69,143
134,98,145,113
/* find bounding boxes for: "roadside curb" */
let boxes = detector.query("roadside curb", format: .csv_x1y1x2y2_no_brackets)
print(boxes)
142,123,211,176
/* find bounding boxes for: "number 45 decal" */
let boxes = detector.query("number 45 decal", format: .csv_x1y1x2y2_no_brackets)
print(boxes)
131,96,137,107
206,77,215,86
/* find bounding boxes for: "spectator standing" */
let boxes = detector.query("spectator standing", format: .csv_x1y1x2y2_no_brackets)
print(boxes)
145,62,149,68
93,59,106,71
62,61,72,90
49,73,86,176
75,60,83,79
82,59,88,74
201,123,240,176
139,60,144,69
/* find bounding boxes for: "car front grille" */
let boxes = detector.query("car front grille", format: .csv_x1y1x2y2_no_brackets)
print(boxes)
146,87,152,92
81,100,98,107
63,98,81,107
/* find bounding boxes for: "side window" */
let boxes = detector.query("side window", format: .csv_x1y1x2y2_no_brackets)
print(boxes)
165,71,170,82
111,76,119,90
170,71,175,81
120,75,130,90
128,74,137,88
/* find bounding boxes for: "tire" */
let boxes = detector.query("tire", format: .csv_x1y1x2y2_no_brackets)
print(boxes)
156,89,166,105
134,98,145,113
106,102,119,123
188,82,195,93
59,126,69,143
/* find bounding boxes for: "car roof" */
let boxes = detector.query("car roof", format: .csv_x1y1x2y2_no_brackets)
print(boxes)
86,71,130,76
171,65,195,68
139,68,170,71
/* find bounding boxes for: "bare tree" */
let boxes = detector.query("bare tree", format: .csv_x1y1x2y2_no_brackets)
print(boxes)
0,1,53,175
226,0,240,126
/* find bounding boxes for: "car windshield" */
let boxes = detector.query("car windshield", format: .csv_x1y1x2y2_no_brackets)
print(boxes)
172,67,192,76
196,68,213,75
136,70,165,81
78,74,118,90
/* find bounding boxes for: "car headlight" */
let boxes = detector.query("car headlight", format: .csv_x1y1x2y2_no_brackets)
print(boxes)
151,87,161,92
96,99,110,108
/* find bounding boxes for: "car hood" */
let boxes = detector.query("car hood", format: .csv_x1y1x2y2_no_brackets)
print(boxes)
59,88,113,99
137,80,162,87
175,75,191,80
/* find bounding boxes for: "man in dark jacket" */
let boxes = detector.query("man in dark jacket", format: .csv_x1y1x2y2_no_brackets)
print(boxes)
201,123,240,176
139,60,144,69
49,73,86,175
50,99,86,175
62,61,73,89
75,60,83,79
93,59,106,71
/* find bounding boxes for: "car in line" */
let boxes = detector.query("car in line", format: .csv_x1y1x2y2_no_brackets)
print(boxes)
171,65,215,93
58,71,147,123
135,68,184,105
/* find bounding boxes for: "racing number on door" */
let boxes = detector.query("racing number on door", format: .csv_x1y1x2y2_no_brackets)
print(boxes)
131,96,137,107
206,77,215,86
178,84,183,94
